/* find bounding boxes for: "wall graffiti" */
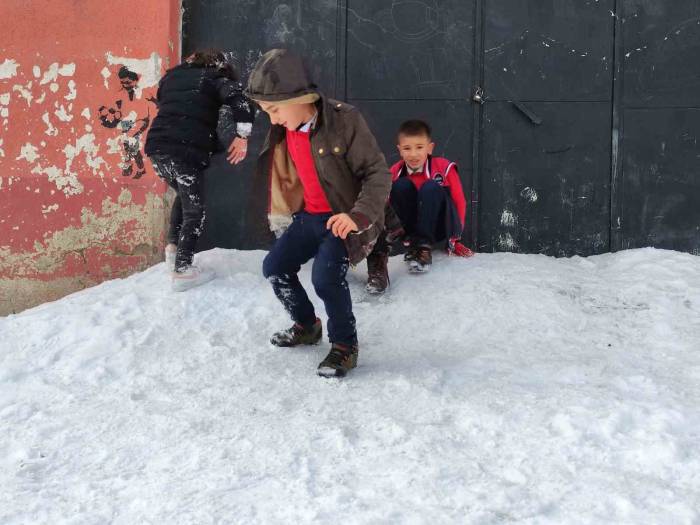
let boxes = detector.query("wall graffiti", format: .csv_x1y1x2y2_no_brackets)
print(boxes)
97,65,158,179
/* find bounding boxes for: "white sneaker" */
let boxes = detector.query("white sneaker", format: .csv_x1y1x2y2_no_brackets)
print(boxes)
164,244,177,271
171,265,215,292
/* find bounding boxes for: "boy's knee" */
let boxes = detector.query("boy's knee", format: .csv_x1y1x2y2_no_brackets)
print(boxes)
391,177,414,194
311,270,337,296
418,180,445,202
390,178,416,203
262,252,278,279
418,179,442,195
263,248,298,281
311,256,346,294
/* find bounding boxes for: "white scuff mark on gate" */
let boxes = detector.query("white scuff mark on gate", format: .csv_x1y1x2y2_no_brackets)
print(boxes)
520,187,539,203
501,209,517,227
498,232,518,251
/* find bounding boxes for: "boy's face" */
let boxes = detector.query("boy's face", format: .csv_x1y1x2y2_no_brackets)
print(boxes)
397,133,434,170
258,101,315,130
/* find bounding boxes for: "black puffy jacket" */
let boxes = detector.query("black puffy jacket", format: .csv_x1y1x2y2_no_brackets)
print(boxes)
145,63,255,166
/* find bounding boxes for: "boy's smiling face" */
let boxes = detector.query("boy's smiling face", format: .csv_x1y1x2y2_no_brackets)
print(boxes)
397,133,434,170
258,101,316,131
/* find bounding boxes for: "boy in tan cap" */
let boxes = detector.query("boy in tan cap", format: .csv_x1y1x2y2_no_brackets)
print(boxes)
246,49,391,377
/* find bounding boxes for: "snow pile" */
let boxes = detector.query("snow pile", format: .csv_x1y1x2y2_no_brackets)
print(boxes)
1,248,699,523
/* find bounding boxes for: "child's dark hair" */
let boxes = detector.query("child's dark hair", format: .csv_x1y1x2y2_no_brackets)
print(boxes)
186,49,239,81
397,119,432,140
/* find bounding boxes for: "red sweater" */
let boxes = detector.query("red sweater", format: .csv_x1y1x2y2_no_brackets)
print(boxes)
286,128,332,214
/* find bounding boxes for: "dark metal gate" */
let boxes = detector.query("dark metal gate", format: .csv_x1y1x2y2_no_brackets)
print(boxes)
182,0,700,256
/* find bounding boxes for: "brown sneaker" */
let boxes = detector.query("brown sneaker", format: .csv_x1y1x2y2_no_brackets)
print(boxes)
270,318,322,347
407,245,432,273
317,343,358,377
366,252,389,295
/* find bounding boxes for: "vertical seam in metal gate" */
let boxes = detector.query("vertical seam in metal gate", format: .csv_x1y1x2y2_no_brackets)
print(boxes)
470,0,485,250
336,0,348,102
610,0,624,252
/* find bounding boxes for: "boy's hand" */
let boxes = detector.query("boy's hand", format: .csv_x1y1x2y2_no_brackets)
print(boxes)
448,239,474,257
227,137,248,165
327,213,358,239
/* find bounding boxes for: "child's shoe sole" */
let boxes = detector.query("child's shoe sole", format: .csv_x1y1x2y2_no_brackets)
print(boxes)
407,261,431,274
171,269,215,292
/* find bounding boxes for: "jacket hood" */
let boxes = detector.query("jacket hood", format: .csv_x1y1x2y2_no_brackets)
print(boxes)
245,48,319,102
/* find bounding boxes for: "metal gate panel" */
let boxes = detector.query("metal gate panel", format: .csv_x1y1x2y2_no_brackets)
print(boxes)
484,0,615,101
479,1,614,255
616,1,700,253
622,1,700,107
346,0,475,100
621,109,700,252
480,101,611,256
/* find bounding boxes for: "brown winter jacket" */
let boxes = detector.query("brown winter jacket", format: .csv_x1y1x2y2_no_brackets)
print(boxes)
254,95,392,265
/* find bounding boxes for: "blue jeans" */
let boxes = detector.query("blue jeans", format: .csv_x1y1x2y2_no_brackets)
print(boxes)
262,212,357,346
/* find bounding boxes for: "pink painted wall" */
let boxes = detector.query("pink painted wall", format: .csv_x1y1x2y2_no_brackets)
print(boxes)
0,0,181,314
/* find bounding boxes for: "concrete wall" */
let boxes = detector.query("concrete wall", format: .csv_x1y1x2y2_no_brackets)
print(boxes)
0,0,181,315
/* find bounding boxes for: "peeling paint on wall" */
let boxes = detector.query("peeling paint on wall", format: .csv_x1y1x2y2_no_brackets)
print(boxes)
105,52,163,95
12,82,33,106
0,0,180,316
16,143,40,163
1,53,163,193
0,58,19,79
0,190,167,278
41,111,59,136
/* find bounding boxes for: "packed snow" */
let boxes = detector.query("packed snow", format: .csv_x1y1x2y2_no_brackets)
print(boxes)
1,247,699,524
